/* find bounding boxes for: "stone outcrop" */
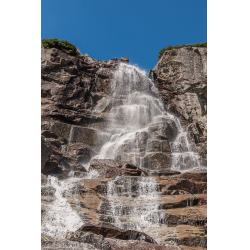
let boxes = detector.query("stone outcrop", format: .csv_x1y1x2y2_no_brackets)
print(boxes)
151,47,207,165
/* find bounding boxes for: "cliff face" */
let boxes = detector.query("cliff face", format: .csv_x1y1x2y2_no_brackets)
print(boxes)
41,46,126,175
41,46,207,250
41,46,207,175
151,47,207,165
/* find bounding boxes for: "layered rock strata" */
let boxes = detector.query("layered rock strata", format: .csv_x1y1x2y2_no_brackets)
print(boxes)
41,170,207,249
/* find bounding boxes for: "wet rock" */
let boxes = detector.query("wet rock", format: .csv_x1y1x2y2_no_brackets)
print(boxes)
148,121,178,141
144,152,171,170
89,159,148,178
135,131,148,152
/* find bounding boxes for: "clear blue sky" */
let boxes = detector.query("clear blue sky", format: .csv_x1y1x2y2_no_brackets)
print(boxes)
42,0,207,71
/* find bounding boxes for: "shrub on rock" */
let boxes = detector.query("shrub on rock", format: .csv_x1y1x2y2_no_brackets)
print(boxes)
42,38,78,56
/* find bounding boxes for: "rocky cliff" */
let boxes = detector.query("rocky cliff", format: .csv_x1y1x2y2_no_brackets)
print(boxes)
41,45,127,176
151,47,207,165
41,45,207,250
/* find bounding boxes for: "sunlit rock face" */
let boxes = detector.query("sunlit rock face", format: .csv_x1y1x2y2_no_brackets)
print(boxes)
152,47,207,166
41,46,207,250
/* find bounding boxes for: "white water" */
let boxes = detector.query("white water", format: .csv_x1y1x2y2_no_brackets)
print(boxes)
105,176,165,234
169,114,202,170
93,63,201,171
41,176,83,237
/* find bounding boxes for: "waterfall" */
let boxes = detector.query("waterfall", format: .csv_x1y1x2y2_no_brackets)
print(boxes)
92,63,203,240
41,63,203,239
93,63,202,171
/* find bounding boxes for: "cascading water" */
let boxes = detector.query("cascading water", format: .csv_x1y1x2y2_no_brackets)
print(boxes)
93,63,202,171
103,176,164,234
41,63,203,240
168,115,202,171
90,63,203,239
41,175,83,237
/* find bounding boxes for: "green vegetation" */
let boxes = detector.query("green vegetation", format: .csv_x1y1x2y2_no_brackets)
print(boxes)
82,54,88,60
158,42,207,60
42,38,78,56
